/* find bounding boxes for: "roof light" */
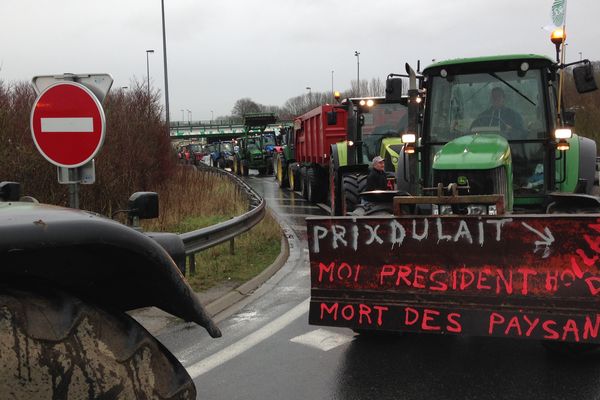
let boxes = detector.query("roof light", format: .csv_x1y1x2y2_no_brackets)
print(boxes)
551,28,566,45
348,140,354,147
366,99,374,107
554,128,572,139
334,91,341,101
359,100,366,106
401,133,416,144
404,143,415,154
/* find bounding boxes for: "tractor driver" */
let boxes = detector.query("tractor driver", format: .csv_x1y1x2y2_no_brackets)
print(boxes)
471,87,524,138
365,156,388,191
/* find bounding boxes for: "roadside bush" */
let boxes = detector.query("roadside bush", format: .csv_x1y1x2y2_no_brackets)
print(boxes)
0,80,174,215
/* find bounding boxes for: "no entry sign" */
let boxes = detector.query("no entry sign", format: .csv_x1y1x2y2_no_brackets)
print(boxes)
30,81,105,168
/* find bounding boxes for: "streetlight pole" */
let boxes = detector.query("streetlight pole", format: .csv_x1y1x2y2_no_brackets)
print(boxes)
161,0,171,131
180,109,184,122
354,51,360,96
145,49,154,99
187,109,192,123
211,110,214,122
331,70,334,102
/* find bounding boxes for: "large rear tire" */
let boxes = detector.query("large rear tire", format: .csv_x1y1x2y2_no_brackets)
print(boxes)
0,287,195,399
341,173,367,215
306,167,323,203
233,158,240,175
329,161,342,216
300,167,308,199
277,155,288,188
288,163,299,191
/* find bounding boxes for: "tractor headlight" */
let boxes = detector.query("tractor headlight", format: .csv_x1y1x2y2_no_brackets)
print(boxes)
554,128,572,139
402,133,416,144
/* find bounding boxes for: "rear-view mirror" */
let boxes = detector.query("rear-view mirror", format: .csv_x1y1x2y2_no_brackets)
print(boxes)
385,77,403,102
573,64,598,94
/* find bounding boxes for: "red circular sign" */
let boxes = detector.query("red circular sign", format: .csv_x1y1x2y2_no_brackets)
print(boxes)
30,82,105,168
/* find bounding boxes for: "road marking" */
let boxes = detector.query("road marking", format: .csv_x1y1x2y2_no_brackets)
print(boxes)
290,328,354,352
41,117,93,132
186,298,309,378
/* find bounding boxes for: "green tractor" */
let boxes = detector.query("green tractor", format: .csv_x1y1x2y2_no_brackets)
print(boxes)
329,96,408,215
232,113,277,176
386,53,598,216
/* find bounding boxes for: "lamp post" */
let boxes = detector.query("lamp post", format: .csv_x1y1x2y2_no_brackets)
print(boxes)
354,51,360,96
187,109,192,123
180,109,184,122
211,110,214,122
161,0,171,130
331,70,334,102
146,49,154,99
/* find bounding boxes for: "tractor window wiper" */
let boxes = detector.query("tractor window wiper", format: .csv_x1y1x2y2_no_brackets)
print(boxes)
489,72,536,106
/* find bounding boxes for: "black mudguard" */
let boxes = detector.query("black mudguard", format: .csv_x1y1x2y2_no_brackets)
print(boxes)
0,201,221,338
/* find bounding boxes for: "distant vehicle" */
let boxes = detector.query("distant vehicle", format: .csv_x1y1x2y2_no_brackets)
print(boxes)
186,143,205,165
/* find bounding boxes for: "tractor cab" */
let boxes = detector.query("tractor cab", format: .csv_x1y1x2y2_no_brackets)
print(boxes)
395,54,598,215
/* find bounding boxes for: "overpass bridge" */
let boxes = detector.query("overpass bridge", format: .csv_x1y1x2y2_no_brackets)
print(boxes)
170,120,292,142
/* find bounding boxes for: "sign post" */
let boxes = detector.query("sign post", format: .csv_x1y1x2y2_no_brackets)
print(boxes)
30,74,112,208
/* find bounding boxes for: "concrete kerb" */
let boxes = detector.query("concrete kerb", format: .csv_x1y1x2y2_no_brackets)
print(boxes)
203,225,290,317
130,210,290,335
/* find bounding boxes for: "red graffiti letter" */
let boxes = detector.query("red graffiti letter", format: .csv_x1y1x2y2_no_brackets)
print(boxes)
404,307,419,326
421,309,441,331
583,315,600,340
413,266,428,289
447,313,462,333
380,265,397,285
518,268,537,296
318,262,335,283
320,303,339,321
496,270,514,295
522,315,540,337
429,270,448,291
373,306,389,326
545,271,558,293
358,304,372,325
476,268,492,291
459,268,475,290
396,265,412,287
562,319,580,342
542,320,559,340
488,313,505,335
504,316,523,336
585,277,600,296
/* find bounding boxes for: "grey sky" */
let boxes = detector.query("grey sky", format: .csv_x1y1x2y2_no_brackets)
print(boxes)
1,0,598,121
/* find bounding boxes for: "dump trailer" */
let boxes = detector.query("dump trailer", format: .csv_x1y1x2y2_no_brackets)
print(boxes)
0,182,220,398
307,39,600,353
233,113,278,176
279,98,408,214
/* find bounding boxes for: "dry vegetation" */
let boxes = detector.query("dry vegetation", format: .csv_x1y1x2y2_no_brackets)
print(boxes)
0,80,281,291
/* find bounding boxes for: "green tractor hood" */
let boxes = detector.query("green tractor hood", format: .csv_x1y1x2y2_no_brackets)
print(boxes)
433,134,510,170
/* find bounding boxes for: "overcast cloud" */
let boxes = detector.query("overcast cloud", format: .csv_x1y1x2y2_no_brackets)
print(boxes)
1,0,598,121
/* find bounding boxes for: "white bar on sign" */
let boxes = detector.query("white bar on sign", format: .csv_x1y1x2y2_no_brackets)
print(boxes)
41,117,93,132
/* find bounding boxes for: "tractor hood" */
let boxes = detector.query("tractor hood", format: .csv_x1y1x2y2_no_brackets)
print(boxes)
433,134,510,170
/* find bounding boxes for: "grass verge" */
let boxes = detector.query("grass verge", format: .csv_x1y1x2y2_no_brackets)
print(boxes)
141,168,281,292
186,211,282,291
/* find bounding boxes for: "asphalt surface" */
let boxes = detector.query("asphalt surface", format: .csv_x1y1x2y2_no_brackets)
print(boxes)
155,172,600,400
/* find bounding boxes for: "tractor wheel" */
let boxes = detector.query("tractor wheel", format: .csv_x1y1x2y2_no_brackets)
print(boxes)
265,157,274,175
306,167,323,203
0,287,195,399
288,164,298,191
233,158,239,175
329,161,342,216
276,155,288,188
341,173,367,215
300,167,308,199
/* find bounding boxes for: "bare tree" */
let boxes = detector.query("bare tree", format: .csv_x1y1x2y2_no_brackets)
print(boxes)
231,98,261,117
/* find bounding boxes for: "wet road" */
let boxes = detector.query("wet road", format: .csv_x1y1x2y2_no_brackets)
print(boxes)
158,173,600,400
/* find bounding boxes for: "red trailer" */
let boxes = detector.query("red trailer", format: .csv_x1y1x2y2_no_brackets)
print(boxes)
294,105,348,167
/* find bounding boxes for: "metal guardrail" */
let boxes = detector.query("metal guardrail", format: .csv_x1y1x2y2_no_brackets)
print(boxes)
179,162,266,273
